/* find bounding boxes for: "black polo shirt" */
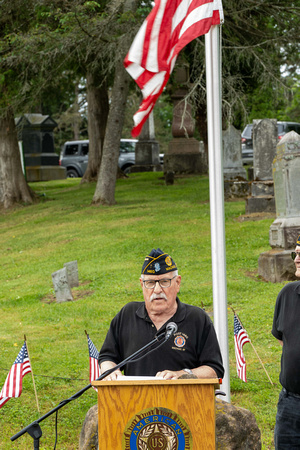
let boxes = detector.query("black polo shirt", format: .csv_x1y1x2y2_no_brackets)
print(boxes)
99,298,224,378
272,281,300,395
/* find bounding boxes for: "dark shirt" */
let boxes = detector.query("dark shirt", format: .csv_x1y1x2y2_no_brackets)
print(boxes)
99,298,224,378
272,281,300,395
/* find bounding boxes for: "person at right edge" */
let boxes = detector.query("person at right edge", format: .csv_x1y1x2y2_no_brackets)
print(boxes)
272,233,300,449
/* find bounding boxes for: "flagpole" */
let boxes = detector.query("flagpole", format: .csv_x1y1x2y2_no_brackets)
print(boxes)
205,24,230,402
24,335,40,415
230,309,274,386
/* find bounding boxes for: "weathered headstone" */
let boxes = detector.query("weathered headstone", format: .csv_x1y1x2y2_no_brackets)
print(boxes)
164,59,207,175
64,261,79,288
15,114,66,182
258,131,300,282
246,119,277,213
223,125,247,180
223,125,249,199
51,267,73,302
131,112,162,173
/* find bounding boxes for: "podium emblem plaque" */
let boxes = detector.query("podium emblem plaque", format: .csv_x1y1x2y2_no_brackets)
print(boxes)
123,406,192,450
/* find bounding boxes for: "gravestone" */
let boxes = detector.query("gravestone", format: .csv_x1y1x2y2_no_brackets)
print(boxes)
246,119,277,213
16,114,66,182
164,61,207,175
223,125,249,199
258,131,300,282
52,267,73,302
64,261,79,288
131,112,162,173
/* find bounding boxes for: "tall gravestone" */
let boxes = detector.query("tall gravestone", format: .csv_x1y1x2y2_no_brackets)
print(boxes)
164,61,207,174
258,131,300,282
223,125,249,199
131,112,162,173
245,119,277,213
16,113,66,182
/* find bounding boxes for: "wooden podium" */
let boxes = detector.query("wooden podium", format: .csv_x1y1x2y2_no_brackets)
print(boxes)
92,378,219,449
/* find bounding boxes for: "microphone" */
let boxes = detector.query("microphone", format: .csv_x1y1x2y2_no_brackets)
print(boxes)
165,322,178,340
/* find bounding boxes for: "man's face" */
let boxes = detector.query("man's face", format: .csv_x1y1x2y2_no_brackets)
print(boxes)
294,245,300,277
140,273,181,317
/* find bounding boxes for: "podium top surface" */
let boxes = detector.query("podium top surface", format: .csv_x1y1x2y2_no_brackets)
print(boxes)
92,377,220,387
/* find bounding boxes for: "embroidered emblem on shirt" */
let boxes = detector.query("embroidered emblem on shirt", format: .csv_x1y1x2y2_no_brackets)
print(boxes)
174,335,186,348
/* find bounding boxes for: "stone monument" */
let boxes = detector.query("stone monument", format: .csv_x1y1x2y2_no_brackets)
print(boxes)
223,125,249,199
52,267,73,303
246,119,277,213
258,131,300,282
131,112,162,173
16,113,66,182
163,61,207,174
64,261,79,288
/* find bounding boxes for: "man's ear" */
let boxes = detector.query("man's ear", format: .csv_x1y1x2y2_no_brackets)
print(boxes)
139,278,144,288
176,275,182,292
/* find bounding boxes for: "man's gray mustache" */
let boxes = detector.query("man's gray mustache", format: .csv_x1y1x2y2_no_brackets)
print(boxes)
150,293,168,302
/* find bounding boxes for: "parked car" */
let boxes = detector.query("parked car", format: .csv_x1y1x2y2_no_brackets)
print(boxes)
59,139,164,177
59,139,135,177
241,121,300,165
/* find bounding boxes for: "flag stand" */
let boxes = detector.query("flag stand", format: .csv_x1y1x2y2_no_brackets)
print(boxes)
24,335,40,415
230,306,274,385
11,331,170,448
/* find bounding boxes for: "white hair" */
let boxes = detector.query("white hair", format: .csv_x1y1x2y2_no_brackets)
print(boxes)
140,270,178,279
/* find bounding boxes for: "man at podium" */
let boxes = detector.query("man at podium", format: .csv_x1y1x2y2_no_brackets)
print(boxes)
98,248,224,381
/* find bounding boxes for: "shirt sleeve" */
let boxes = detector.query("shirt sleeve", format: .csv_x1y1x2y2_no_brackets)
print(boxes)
98,313,122,366
272,290,283,341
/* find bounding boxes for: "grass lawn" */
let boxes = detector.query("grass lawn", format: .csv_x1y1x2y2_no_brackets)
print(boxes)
0,173,285,449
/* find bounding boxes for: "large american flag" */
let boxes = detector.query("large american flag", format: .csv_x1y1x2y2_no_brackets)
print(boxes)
0,342,32,409
87,334,100,390
234,314,250,382
124,0,224,137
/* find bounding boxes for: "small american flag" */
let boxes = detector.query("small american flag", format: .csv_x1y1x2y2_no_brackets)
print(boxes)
0,342,32,409
124,0,224,137
234,314,250,382
87,335,100,389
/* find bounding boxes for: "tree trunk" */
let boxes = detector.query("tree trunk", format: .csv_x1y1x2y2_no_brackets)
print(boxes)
92,0,137,204
0,107,36,209
73,82,80,140
81,73,109,183
92,56,130,205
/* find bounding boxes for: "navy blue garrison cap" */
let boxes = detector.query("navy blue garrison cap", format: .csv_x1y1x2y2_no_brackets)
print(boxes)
141,248,177,275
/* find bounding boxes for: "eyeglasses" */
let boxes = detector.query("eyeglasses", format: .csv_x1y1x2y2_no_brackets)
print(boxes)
142,275,177,289
291,252,300,260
